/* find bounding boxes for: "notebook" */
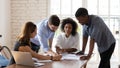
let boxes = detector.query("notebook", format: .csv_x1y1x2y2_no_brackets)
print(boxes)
11,51,44,67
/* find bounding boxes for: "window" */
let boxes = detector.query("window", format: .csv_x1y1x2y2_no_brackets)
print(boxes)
87,0,120,63
50,0,82,18
50,0,120,64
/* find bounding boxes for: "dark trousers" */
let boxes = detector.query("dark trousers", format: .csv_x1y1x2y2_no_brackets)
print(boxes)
99,42,115,68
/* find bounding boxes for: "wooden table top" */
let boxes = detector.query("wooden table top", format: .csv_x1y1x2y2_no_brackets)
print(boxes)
6,60,88,68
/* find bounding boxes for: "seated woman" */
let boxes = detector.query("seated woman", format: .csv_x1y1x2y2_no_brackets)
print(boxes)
10,22,62,64
54,18,80,54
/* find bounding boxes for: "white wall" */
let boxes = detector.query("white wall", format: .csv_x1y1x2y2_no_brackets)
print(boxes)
11,0,48,48
0,0,11,48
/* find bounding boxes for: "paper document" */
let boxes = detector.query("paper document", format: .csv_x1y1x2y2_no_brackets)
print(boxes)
32,58,52,63
61,54,80,60
37,60,52,63
34,62,44,67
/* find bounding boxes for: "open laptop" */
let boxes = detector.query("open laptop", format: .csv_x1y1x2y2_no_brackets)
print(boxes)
11,51,44,67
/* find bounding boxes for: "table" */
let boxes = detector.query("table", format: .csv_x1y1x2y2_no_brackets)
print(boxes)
6,59,88,68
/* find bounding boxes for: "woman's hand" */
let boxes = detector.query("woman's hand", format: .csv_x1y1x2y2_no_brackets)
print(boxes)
52,55,62,61
56,46,63,54
67,48,77,53
80,55,91,60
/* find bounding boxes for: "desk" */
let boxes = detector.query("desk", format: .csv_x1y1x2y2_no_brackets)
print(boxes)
6,60,88,68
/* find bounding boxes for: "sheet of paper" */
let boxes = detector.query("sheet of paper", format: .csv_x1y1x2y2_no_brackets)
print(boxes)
37,60,52,63
61,53,80,60
32,58,52,63
34,62,45,67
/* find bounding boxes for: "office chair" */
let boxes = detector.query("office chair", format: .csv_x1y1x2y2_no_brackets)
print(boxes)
0,45,12,67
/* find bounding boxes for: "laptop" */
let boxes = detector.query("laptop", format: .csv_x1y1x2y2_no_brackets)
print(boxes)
11,51,44,67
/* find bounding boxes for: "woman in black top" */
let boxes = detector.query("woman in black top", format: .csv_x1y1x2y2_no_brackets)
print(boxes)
10,22,61,64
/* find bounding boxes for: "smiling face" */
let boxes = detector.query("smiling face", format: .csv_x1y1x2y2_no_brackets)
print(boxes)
64,23,72,37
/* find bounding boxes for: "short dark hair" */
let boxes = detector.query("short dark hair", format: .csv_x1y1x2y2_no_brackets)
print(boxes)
48,15,60,26
75,8,88,17
61,18,78,36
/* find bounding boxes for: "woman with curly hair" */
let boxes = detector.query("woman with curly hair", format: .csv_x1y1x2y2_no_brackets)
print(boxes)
53,18,80,54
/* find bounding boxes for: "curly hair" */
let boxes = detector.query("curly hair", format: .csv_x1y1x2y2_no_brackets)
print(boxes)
61,18,78,36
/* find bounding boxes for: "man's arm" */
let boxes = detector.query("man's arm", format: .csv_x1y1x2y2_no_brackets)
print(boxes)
88,38,95,57
45,39,58,56
48,39,53,49
76,36,88,55
38,36,57,56
82,36,88,53
80,38,95,60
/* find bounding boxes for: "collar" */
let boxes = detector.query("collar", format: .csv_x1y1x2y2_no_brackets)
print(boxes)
85,15,91,28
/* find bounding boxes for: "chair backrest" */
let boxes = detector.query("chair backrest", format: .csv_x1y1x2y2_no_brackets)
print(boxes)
0,45,13,67
0,45,12,60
